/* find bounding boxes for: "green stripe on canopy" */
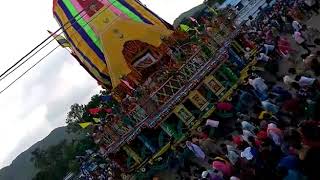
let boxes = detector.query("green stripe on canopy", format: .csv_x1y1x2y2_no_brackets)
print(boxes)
107,0,143,22
62,0,102,50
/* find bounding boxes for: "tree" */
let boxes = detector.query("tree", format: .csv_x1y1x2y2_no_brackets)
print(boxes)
33,171,52,180
204,0,225,6
66,103,86,133
66,103,85,124
31,140,83,180
204,0,215,7
68,160,80,172
31,148,49,169
32,90,111,179
86,94,101,109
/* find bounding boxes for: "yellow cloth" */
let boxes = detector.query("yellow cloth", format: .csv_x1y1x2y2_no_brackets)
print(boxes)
180,24,191,32
79,122,92,128
54,5,109,75
93,118,101,123
89,6,172,87
258,111,272,120
98,19,172,87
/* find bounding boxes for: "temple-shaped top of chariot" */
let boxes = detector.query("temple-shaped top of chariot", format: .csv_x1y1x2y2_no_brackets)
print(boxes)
53,0,173,89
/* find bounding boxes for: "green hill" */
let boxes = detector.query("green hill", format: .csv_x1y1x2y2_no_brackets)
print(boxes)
173,3,206,28
0,127,82,180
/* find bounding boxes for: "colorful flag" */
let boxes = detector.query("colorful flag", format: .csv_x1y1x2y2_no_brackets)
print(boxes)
121,79,134,90
47,30,71,48
101,95,112,102
79,122,92,128
104,108,113,114
180,24,190,32
93,118,101,123
88,108,101,115
189,16,198,23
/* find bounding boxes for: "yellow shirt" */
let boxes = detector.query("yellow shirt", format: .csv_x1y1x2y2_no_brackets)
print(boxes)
258,111,272,120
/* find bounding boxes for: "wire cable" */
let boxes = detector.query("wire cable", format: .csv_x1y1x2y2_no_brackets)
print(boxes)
0,0,102,80
0,0,119,95
0,39,62,82
0,46,59,95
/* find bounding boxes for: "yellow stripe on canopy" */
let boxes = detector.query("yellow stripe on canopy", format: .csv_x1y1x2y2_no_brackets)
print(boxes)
72,49,110,85
55,6,109,75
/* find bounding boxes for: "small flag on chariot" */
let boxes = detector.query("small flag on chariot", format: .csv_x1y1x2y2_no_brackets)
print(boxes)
47,30,71,48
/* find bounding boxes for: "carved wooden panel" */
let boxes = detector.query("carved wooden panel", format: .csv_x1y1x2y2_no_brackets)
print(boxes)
122,40,159,64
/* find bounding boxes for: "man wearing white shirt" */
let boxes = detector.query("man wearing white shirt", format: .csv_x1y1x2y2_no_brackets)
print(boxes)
292,20,302,32
248,76,269,100
295,75,317,87
283,68,297,86
249,77,268,93
257,53,271,62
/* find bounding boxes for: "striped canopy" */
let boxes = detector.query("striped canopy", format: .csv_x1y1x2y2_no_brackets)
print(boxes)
53,0,172,88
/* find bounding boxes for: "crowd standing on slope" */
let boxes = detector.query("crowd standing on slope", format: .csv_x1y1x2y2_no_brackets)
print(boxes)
74,0,320,179
154,0,320,180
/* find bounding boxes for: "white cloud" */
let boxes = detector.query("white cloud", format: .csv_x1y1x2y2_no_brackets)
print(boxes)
0,0,203,168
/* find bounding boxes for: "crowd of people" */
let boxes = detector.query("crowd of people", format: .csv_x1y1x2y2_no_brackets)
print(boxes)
76,149,116,180
158,0,320,180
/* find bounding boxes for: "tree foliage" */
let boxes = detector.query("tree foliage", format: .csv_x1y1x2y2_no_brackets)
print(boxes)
33,90,114,179
66,104,85,124
65,90,116,133
204,0,225,6
65,103,86,133
31,138,97,180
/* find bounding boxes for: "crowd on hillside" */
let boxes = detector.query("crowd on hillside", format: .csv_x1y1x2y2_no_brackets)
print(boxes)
158,0,320,180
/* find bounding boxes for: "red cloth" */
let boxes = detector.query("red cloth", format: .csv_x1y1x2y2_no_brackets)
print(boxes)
282,99,300,113
216,102,233,111
199,132,208,140
255,139,262,147
257,130,268,140
233,135,243,146
104,108,113,114
302,139,320,148
212,161,232,177
89,108,101,115
53,0,58,10
278,38,294,54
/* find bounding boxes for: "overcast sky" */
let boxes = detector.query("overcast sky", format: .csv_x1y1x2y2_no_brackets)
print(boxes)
0,0,203,168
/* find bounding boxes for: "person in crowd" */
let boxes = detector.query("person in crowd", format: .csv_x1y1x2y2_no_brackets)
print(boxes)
292,20,302,32
85,2,320,179
283,67,297,86
257,52,271,62
186,140,206,160
295,75,317,87
293,30,316,55
304,0,319,15
248,76,269,100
